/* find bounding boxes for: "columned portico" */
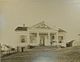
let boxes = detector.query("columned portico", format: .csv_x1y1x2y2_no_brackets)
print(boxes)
29,32,56,46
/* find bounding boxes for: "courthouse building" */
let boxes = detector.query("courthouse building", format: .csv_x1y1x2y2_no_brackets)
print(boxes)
15,21,66,50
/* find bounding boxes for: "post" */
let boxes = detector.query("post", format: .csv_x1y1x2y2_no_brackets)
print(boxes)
37,32,40,46
27,31,30,45
17,46,19,52
56,31,59,47
48,33,51,45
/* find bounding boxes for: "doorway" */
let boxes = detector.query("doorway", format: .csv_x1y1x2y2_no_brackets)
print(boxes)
40,35,45,46
21,47,25,52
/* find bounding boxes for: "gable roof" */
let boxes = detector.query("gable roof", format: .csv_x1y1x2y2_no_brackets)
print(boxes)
30,21,52,29
15,22,66,32
58,28,66,32
15,24,27,31
30,21,66,32
67,40,75,44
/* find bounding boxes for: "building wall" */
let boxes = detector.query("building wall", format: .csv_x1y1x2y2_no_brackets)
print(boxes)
58,32,66,47
16,32,66,47
15,24,66,48
16,31,28,47
29,33,39,46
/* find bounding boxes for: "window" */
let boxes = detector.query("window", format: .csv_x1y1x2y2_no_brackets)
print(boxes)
21,35,25,43
30,33,36,43
58,36,63,40
52,36,54,39
58,36,63,43
21,39,25,43
59,41,62,43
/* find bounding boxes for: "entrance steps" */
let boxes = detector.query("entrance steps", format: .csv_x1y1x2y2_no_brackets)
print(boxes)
33,46,58,49
25,46,60,52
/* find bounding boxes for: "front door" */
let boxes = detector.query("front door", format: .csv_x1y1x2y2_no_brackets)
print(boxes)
40,35,45,46
21,47,25,52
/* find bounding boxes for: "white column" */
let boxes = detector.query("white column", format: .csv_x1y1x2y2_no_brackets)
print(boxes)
56,31,59,46
27,31,30,45
48,33,51,45
37,32,40,46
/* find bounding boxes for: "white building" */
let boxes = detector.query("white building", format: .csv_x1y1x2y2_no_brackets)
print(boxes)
15,21,66,51
72,34,80,46
1,44,11,55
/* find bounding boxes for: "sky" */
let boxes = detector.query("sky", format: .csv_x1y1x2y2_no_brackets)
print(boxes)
0,0,80,47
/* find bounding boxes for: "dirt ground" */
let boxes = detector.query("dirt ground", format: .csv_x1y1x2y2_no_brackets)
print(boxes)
1,46,80,62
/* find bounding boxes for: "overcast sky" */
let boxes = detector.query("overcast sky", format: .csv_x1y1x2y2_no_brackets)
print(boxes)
0,0,80,46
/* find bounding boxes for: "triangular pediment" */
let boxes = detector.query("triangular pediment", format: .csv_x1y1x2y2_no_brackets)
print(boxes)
31,21,52,29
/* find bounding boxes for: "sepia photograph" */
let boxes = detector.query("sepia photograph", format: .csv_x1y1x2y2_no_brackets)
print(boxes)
0,0,80,62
